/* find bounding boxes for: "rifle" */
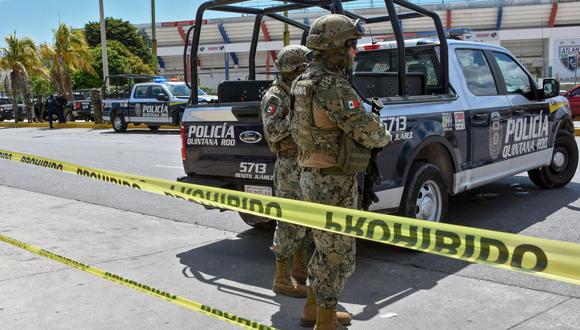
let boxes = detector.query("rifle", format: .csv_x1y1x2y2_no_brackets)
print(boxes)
348,71,384,211
362,97,384,210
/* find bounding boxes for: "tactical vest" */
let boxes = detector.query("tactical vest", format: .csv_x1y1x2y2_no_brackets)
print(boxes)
262,79,297,153
291,66,370,173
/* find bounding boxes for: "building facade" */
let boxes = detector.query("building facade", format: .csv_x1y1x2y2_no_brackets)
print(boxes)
136,0,580,89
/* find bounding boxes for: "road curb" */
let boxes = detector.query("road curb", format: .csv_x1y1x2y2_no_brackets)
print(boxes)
2,121,577,135
0,122,178,130
0,122,111,129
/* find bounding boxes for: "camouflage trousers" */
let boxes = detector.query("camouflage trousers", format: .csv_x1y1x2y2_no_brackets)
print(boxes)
271,155,312,260
300,169,357,309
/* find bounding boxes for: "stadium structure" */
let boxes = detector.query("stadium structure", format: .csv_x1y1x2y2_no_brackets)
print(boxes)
135,0,580,89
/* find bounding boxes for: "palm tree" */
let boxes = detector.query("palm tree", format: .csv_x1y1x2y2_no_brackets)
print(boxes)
0,32,45,122
52,23,95,100
39,43,64,94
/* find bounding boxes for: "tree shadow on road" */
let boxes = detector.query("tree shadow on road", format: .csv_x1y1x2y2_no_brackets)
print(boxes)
175,175,580,328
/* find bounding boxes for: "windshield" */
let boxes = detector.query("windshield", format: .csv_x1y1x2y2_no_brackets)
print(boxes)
165,83,191,97
164,83,209,97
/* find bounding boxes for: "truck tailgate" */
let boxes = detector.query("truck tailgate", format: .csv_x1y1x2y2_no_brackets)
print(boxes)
181,102,275,185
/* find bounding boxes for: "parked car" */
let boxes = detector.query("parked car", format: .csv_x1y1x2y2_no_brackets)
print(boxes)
563,85,580,118
64,92,93,122
0,97,25,121
197,88,218,103
0,97,10,121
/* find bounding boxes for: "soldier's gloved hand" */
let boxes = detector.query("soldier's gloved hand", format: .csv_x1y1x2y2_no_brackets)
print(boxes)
384,128,392,144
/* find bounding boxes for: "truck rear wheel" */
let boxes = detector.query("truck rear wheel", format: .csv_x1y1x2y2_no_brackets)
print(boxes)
147,125,160,131
239,212,276,230
112,114,127,133
528,130,578,189
400,163,448,222
64,109,74,122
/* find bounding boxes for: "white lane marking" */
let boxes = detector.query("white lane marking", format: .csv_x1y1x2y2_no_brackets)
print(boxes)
44,137,137,143
153,165,183,169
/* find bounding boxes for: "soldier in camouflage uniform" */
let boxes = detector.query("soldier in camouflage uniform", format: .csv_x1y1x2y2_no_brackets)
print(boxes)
290,15,391,329
262,45,313,298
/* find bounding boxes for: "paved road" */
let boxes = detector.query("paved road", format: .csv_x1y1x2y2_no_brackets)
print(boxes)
0,127,579,329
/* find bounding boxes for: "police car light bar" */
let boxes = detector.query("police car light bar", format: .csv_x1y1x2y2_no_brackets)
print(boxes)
153,76,167,83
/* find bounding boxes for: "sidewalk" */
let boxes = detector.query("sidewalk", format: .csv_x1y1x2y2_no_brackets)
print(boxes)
0,185,577,329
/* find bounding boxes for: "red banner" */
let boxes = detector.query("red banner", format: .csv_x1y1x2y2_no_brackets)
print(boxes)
161,20,208,28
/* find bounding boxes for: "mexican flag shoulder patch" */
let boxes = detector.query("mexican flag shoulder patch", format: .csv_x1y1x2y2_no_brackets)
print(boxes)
265,104,277,114
344,98,359,110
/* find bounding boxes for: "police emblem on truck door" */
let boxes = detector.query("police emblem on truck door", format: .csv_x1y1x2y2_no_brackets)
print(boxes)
489,112,503,160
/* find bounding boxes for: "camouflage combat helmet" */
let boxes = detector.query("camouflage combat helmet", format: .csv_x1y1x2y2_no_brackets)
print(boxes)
275,45,310,73
306,14,365,50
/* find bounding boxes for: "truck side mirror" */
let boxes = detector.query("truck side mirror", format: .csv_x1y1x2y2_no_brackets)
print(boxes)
542,78,560,99
156,93,169,102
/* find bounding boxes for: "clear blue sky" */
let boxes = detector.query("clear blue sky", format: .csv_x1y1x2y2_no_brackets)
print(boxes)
0,0,238,47
0,0,455,47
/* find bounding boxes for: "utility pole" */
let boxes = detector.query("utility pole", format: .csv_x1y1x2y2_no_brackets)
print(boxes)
99,0,109,89
575,53,579,86
151,0,158,72
283,2,289,46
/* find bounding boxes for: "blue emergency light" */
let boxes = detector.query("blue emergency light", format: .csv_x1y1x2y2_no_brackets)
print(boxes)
153,76,167,83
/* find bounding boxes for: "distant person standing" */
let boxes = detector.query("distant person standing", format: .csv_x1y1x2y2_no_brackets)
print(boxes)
45,94,57,128
46,93,66,128
55,93,66,123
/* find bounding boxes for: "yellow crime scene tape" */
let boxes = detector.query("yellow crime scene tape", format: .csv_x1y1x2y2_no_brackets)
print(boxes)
1,149,580,289
0,233,276,329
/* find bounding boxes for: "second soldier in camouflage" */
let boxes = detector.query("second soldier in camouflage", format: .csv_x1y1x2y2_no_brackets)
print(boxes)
261,45,313,298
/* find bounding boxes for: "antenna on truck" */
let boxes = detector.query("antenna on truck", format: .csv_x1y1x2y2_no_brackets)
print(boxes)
369,28,377,45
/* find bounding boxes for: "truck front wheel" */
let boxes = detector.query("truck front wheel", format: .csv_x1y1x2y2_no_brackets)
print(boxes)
112,114,127,133
239,212,276,230
528,130,578,189
400,163,448,222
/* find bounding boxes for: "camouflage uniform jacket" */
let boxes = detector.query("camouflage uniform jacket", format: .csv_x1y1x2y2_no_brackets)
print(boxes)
290,61,391,168
261,78,296,153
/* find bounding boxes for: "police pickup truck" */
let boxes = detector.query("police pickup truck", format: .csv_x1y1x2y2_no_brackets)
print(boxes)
179,38,577,227
178,0,577,227
64,92,93,122
102,78,193,132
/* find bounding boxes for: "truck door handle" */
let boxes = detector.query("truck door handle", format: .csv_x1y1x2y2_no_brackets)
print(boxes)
512,109,526,116
472,113,489,124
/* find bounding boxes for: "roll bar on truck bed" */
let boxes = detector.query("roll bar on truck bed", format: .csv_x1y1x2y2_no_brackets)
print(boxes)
184,0,450,105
